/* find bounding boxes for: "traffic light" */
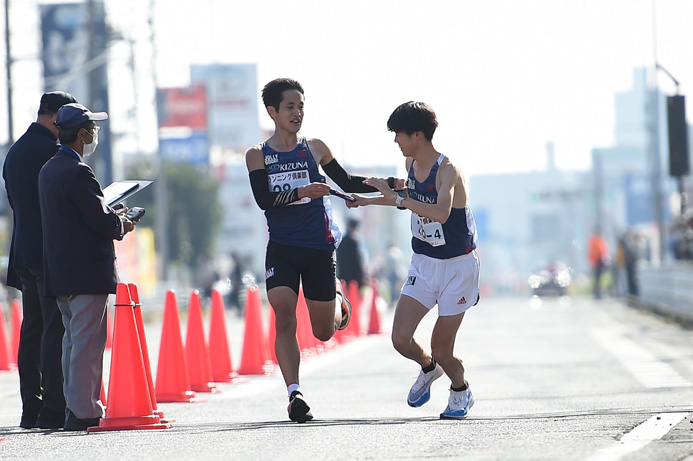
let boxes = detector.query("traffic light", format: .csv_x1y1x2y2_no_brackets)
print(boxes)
667,95,689,177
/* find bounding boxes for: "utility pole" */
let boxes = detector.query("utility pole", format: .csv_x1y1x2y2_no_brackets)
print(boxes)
86,0,112,185
4,0,12,146
649,0,665,263
149,0,169,281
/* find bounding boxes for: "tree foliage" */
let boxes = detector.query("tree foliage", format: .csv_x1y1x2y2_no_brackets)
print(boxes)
127,160,222,269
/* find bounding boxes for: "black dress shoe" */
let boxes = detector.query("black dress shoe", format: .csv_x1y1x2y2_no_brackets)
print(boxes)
36,408,66,429
64,409,100,431
19,419,37,429
36,418,64,429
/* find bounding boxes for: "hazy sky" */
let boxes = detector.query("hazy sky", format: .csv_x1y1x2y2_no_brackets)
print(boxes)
151,0,692,177
3,0,692,180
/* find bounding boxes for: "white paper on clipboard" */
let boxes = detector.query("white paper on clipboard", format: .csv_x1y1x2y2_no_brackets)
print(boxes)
103,180,153,207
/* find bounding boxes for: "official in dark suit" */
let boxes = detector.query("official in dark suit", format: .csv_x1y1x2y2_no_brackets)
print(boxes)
3,91,77,429
38,103,136,431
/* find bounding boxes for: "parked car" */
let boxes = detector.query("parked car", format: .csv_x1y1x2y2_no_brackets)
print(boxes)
528,261,572,297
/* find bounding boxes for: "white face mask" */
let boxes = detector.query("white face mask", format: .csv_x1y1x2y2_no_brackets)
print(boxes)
82,130,99,157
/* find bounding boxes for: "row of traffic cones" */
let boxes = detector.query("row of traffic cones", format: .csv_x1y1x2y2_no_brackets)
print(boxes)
1,278,384,431
154,287,246,403
239,280,384,375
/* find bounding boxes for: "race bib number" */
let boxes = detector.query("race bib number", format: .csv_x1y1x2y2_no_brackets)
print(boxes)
268,169,311,205
411,213,446,247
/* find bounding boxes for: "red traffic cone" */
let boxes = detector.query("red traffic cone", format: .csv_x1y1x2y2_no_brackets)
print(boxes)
128,283,172,423
295,288,315,355
346,280,362,337
367,281,383,335
0,304,15,371
105,302,114,350
10,300,22,364
238,286,273,375
88,284,169,432
185,290,217,393
267,305,278,364
155,290,198,403
208,289,238,382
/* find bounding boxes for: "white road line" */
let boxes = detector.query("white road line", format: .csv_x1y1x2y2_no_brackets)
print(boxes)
585,412,689,461
590,328,692,388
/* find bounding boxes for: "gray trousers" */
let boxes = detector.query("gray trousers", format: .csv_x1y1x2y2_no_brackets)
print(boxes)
56,294,108,419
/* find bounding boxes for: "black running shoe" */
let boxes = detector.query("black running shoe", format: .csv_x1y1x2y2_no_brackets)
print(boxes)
337,292,352,331
287,391,313,423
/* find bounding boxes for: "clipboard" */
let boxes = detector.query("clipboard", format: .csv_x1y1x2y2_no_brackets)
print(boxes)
103,180,153,207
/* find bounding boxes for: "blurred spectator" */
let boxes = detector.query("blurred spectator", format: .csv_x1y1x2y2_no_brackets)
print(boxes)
588,227,610,299
671,209,693,260
228,252,245,315
613,234,628,297
382,243,406,307
336,218,366,288
196,252,219,300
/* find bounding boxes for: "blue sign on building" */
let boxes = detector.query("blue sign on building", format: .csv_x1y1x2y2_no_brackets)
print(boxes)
158,132,209,166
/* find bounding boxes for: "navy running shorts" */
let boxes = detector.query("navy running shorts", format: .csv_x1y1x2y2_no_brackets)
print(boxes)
264,240,337,301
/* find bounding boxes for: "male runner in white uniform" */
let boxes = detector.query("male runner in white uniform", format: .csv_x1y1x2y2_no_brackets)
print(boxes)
349,101,480,419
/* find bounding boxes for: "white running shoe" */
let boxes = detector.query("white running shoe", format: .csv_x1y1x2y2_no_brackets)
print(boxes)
440,386,475,419
407,363,444,407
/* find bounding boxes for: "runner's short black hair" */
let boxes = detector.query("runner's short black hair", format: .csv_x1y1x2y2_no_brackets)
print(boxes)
387,101,438,141
262,78,304,112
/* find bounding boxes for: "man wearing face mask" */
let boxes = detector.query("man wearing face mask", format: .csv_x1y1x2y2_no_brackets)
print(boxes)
38,103,136,431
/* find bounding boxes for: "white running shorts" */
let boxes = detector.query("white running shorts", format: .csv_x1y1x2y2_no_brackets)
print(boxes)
400,250,480,316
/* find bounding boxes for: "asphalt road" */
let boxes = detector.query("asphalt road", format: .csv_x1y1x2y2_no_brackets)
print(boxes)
1,294,692,460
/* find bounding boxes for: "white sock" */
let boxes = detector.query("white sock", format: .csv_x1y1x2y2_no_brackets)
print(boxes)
288,383,300,397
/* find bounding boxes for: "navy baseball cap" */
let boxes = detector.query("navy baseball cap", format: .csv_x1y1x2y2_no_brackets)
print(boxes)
54,103,108,129
39,91,77,112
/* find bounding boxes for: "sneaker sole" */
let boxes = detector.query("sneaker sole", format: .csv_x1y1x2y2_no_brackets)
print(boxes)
288,396,314,423
439,395,475,420
407,366,445,407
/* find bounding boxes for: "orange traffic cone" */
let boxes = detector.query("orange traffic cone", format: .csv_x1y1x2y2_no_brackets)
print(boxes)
10,300,22,364
0,304,15,371
128,283,172,423
346,280,362,337
105,302,114,350
155,290,198,403
267,306,278,364
88,284,169,432
367,281,383,335
295,288,315,355
238,286,273,375
185,290,217,393
208,289,238,382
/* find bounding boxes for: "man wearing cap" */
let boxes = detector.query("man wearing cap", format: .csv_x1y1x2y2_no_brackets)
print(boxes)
3,91,77,429
38,103,136,431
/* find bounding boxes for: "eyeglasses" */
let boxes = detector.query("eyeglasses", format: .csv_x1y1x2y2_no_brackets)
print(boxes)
82,126,100,136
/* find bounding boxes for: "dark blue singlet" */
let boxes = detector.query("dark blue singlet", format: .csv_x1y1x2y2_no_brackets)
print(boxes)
407,154,477,259
262,137,341,251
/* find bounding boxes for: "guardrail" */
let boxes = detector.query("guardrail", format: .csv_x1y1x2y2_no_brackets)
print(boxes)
637,261,693,324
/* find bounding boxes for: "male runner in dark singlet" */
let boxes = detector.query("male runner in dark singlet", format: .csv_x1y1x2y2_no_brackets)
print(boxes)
349,101,480,419
245,78,376,423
